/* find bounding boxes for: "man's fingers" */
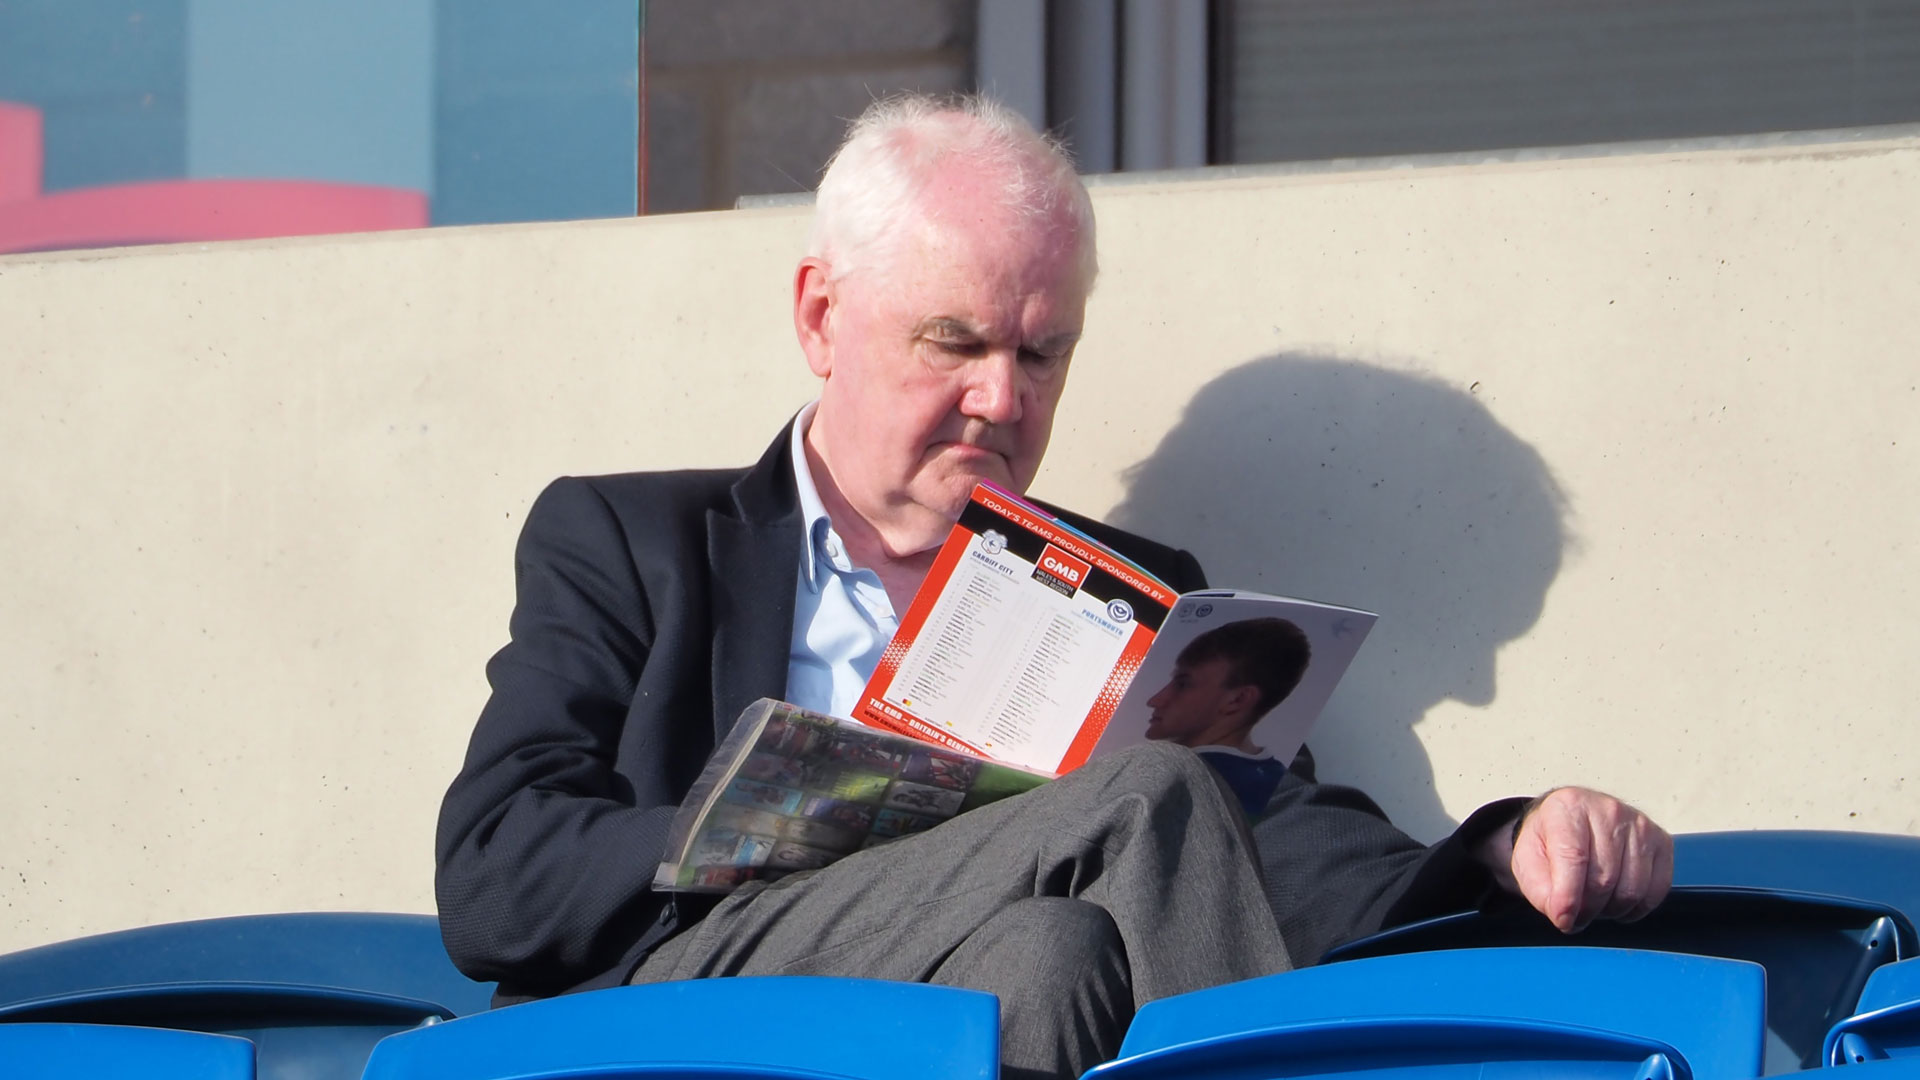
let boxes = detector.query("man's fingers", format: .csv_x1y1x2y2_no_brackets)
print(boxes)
1510,819,1556,928
1599,816,1650,922
1506,788,1677,933
1536,796,1593,933
1580,805,1635,928
1624,822,1675,922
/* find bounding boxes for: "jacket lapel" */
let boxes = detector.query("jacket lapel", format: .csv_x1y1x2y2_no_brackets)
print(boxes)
707,422,803,740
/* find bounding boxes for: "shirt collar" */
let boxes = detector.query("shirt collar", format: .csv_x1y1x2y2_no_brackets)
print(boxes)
790,400,842,592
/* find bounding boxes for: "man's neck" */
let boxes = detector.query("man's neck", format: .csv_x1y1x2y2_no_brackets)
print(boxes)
1195,718,1264,756
858,545,939,616
801,431,942,613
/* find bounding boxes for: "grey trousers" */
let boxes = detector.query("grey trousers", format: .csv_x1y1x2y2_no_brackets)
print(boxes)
631,741,1294,1080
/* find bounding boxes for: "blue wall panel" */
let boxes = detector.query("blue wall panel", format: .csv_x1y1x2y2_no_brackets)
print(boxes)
432,0,638,225
0,0,187,191
185,0,433,192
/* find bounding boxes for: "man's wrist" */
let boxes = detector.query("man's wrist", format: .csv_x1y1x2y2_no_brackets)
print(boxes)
1478,790,1553,895
1451,796,1532,895
1510,790,1550,847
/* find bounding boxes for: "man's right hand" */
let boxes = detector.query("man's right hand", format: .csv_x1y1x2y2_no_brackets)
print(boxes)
1477,786,1673,933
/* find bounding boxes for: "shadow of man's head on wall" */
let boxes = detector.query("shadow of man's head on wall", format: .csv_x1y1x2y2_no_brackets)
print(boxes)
1107,354,1569,838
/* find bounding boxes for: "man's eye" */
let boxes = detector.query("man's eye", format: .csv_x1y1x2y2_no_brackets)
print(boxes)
1020,349,1066,370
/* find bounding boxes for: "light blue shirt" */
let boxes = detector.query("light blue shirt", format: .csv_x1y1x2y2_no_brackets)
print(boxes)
786,402,900,718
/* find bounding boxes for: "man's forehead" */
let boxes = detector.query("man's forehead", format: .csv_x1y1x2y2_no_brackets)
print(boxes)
915,154,1025,217
856,213,1084,332
912,162,1088,262
912,203,1084,266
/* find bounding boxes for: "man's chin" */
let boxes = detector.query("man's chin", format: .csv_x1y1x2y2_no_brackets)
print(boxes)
934,444,1021,486
920,461,1019,512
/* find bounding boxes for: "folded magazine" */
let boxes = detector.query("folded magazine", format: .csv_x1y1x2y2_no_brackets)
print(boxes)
654,699,1049,892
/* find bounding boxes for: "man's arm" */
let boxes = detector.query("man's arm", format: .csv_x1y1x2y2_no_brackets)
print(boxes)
435,477,676,997
1252,749,1529,964
1255,753,1673,964
1139,545,1671,958
1029,515,1675,956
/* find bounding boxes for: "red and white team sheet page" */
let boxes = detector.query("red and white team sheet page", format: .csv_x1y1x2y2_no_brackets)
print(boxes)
854,485,1177,775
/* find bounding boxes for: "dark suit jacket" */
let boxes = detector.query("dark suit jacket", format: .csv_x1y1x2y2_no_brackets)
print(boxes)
435,425,1524,1003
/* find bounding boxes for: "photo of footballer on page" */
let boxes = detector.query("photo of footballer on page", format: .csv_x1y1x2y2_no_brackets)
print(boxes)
1101,594,1376,813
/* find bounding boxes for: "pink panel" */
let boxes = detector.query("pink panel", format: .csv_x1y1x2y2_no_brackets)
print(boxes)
0,102,44,203
0,179,430,255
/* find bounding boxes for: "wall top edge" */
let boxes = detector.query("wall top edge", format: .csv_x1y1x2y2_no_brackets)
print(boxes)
6,121,1911,269
738,120,1920,209
1088,121,1920,189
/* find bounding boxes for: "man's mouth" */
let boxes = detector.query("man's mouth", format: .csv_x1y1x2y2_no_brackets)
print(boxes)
940,440,1011,466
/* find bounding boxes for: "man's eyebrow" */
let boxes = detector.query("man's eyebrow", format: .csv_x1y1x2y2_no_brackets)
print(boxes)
912,317,1081,351
913,317,981,339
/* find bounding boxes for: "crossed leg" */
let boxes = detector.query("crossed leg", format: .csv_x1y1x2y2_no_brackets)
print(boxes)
633,742,1293,1078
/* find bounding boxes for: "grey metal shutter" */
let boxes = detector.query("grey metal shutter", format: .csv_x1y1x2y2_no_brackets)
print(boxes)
1222,0,1920,162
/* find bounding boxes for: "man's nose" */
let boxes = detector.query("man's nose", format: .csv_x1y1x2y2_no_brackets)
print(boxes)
961,351,1025,426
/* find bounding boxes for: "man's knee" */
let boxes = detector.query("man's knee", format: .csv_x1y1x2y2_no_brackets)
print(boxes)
935,896,1128,1000
1088,741,1237,811
996,896,1125,963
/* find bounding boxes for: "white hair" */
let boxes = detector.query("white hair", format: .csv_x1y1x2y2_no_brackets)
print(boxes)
806,93,1097,288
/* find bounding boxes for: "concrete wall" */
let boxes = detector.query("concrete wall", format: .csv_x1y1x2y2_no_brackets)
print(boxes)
2,131,1915,953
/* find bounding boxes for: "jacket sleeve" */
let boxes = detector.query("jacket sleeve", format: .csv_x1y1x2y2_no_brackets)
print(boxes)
434,477,679,995
1252,752,1528,964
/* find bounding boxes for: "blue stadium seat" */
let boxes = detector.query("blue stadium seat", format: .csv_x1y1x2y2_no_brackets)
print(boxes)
1674,832,1920,925
1783,1061,1920,1078
0,1021,256,1079
1323,887,1908,1074
359,977,999,1080
1828,958,1920,1065
0,912,493,1080
1090,947,1763,1080
1090,1015,1689,1080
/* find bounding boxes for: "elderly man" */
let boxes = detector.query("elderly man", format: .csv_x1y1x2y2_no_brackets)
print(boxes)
437,95,1670,1080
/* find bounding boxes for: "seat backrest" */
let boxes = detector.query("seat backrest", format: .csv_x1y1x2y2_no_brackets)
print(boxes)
0,912,492,1080
0,1021,256,1080
0,912,495,1017
1674,831,1920,928
1779,1059,1920,1078
1091,1014,1690,1080
1828,958,1920,1065
360,977,998,1080
1109,947,1761,1080
0,985,446,1080
1859,960,1920,1016
1323,886,1905,1073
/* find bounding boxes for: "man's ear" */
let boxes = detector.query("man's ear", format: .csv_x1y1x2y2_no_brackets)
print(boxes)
1223,683,1262,720
793,257,835,378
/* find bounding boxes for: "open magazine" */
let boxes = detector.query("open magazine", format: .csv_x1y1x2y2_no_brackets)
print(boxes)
852,482,1377,776
656,482,1376,892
